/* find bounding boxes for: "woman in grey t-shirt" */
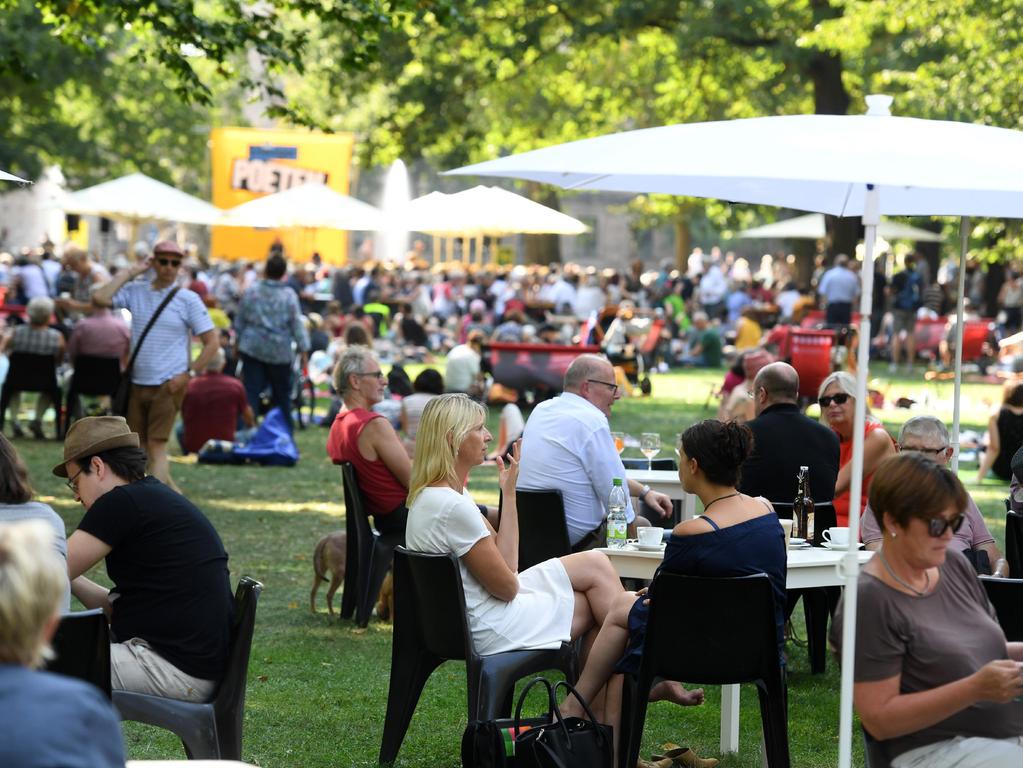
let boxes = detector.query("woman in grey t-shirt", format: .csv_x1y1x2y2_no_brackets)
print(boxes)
832,453,1023,767
0,433,70,611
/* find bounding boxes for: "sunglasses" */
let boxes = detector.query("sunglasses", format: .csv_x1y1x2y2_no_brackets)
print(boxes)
156,258,182,267
899,444,949,456
818,393,851,408
355,371,386,381
927,513,965,537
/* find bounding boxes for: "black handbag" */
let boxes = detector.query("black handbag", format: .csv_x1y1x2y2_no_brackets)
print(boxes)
111,286,180,416
461,677,612,768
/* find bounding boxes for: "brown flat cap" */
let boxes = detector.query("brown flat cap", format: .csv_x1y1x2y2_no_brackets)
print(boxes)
152,240,185,257
53,416,140,477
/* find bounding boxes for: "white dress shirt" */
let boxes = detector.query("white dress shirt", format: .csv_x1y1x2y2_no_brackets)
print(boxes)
518,392,635,544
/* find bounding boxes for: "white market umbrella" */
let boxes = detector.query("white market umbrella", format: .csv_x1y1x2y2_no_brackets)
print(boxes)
448,94,1023,768
65,172,223,226
0,169,29,183
218,182,384,231
738,212,944,242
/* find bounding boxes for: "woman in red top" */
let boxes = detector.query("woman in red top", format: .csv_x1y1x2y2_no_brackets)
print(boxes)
326,346,411,535
818,371,896,527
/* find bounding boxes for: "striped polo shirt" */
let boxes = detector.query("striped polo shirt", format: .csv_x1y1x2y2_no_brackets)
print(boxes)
113,283,214,386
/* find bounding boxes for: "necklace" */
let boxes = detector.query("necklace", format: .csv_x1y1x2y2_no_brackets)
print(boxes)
878,547,930,597
703,491,740,513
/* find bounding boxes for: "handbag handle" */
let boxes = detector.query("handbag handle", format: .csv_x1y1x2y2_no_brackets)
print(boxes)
513,676,556,733
550,680,610,748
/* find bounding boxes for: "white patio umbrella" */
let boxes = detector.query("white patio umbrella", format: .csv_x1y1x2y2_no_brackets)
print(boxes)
449,94,1023,767
0,169,29,184
217,182,384,230
738,212,944,242
65,172,223,226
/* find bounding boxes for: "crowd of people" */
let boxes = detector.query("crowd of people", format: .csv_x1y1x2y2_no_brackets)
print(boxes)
2,237,1023,767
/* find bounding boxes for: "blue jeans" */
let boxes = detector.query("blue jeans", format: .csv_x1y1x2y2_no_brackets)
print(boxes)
240,353,293,429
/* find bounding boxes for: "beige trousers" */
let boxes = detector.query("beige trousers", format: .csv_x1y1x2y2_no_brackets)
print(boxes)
110,637,216,702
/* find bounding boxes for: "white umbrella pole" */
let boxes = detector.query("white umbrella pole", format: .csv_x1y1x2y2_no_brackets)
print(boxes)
951,217,970,472
838,185,879,768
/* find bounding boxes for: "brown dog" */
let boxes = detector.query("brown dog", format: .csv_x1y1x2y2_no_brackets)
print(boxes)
375,569,394,622
310,532,346,615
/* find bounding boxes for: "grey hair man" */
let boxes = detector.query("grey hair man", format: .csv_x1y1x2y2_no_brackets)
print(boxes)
861,415,1008,576
518,353,673,551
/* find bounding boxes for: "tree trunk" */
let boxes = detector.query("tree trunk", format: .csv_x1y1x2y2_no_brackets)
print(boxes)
674,215,691,271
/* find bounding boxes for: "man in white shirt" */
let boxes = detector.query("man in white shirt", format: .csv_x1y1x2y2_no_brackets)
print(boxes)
518,354,673,550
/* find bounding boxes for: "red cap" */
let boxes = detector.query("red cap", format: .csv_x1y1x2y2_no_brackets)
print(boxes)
152,240,185,257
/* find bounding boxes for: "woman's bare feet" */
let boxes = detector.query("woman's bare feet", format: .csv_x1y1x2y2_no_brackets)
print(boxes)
649,680,705,707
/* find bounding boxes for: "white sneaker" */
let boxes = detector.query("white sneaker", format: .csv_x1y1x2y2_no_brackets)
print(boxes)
888,362,898,373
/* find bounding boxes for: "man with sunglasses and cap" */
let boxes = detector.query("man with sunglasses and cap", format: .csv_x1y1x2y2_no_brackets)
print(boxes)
861,415,1008,577
93,240,218,492
58,416,233,701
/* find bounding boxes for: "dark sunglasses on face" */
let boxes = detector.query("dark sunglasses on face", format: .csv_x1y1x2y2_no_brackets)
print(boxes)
818,393,851,408
928,513,965,537
156,258,182,267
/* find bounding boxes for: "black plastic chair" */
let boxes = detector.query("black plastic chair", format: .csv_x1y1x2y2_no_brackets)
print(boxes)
66,354,121,424
338,462,403,627
620,457,679,471
44,608,111,697
512,489,571,571
112,576,263,760
1006,512,1023,578
379,548,578,765
862,726,891,768
0,351,63,437
619,573,789,768
979,575,1023,641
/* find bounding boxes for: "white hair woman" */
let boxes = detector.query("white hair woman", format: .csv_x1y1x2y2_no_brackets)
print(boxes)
1,295,64,438
0,520,125,765
818,370,896,527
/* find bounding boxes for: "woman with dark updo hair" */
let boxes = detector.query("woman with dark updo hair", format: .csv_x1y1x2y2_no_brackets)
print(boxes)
560,420,787,766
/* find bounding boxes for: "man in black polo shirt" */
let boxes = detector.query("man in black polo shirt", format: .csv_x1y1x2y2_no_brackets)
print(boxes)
58,416,232,701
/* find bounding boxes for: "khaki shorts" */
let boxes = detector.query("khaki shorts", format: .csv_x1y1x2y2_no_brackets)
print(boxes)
110,637,216,702
127,380,186,443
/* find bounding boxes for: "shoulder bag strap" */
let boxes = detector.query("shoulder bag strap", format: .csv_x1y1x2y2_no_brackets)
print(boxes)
124,286,181,372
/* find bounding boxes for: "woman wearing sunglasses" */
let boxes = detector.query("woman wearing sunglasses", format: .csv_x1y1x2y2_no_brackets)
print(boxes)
818,371,895,527
832,453,1023,767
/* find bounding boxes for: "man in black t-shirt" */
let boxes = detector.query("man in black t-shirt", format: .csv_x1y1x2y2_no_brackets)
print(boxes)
56,416,233,702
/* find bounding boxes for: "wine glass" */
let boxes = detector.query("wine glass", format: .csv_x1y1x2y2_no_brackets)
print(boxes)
640,433,661,471
611,432,625,455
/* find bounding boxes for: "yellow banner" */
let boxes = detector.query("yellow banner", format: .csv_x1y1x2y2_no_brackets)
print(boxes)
210,127,355,265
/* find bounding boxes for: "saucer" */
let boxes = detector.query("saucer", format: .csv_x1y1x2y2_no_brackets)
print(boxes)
821,541,864,550
637,543,666,552
789,537,807,546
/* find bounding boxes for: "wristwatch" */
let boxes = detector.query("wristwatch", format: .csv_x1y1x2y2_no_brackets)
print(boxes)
638,485,651,502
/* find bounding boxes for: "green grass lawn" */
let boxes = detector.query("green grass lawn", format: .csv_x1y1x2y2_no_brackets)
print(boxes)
9,363,1010,767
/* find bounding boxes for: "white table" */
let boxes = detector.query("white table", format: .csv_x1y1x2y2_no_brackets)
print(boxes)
624,468,697,520
597,544,873,755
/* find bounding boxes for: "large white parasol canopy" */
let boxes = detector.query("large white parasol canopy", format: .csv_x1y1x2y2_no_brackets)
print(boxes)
738,212,944,243
217,182,384,231
0,169,29,183
448,94,1023,768
65,172,223,226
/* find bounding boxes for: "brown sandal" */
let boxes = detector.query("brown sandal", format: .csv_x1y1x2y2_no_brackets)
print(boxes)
650,742,720,768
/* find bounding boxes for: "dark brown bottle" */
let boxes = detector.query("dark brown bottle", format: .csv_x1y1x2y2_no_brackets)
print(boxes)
794,465,815,542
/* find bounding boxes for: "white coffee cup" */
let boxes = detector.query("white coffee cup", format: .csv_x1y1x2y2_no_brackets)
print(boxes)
823,527,851,546
778,518,794,547
637,526,663,547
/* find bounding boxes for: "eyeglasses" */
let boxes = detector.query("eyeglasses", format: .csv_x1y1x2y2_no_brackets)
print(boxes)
927,513,965,537
355,371,386,381
156,258,182,267
818,393,851,408
899,444,949,456
65,466,85,494
587,379,619,396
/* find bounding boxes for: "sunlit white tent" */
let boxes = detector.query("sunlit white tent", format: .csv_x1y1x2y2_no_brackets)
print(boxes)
218,182,384,231
449,94,1023,768
65,172,223,226
738,212,944,243
0,169,29,183
399,185,587,263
